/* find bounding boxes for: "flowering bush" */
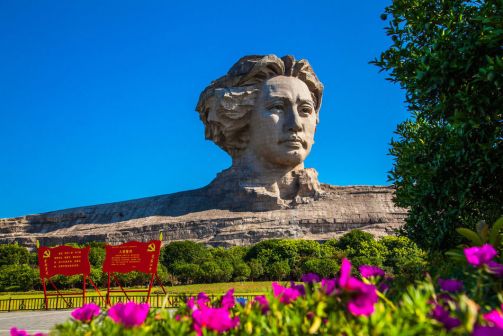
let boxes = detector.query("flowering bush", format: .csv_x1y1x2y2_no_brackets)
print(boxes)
70,303,101,323
108,301,150,328
44,244,503,335
10,328,45,336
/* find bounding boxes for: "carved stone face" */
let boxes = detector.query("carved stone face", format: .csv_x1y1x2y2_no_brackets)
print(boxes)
247,76,317,168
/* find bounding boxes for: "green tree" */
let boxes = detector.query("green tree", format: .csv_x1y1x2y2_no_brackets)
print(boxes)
0,264,38,291
0,244,31,267
199,261,221,283
160,241,210,272
329,230,386,268
89,267,105,287
380,236,428,283
302,257,340,278
232,261,251,281
247,259,264,280
373,0,503,250
332,230,374,251
171,262,201,284
266,260,291,280
87,243,105,267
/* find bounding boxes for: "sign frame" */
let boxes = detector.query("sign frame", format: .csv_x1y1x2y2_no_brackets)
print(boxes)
103,240,166,305
37,244,104,309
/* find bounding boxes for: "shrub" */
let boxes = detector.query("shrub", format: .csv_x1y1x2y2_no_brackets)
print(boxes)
334,231,386,268
88,245,105,268
319,241,343,258
232,261,251,281
0,243,31,267
346,240,386,268
245,240,293,263
380,236,428,282
333,230,374,251
199,261,223,283
60,274,84,289
160,241,210,272
302,257,340,278
266,260,290,280
247,259,264,280
171,262,202,284
0,264,38,291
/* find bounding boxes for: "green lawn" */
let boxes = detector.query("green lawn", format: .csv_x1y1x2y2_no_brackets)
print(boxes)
0,281,276,300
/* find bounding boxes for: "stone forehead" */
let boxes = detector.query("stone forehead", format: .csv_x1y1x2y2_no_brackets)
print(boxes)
260,76,313,100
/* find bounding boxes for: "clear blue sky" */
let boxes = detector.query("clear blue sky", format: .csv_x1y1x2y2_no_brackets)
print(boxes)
0,1,406,218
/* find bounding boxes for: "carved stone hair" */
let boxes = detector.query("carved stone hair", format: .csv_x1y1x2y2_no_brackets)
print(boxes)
196,54,324,158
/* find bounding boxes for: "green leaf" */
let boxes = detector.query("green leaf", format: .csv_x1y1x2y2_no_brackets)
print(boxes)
476,220,489,242
445,249,466,262
489,216,503,247
456,228,483,246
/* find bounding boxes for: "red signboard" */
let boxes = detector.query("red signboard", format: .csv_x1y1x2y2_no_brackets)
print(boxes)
103,240,161,274
38,245,91,278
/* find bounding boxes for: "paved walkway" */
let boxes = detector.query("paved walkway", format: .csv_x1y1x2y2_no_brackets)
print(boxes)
0,310,72,335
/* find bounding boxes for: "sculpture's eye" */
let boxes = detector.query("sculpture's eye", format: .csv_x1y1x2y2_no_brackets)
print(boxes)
299,104,313,116
269,103,284,113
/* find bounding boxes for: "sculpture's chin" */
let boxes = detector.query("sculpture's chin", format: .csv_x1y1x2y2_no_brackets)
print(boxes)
267,150,307,168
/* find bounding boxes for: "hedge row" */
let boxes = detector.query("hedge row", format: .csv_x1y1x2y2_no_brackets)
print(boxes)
0,230,428,291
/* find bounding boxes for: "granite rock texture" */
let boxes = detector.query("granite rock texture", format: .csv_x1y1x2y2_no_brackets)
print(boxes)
0,183,406,247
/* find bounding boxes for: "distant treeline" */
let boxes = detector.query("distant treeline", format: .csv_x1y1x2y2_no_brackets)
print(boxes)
0,230,428,292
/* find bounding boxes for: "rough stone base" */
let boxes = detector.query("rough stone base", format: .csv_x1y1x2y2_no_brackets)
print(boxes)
0,184,407,247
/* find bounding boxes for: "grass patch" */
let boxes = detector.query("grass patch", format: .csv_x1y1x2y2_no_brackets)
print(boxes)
0,281,274,300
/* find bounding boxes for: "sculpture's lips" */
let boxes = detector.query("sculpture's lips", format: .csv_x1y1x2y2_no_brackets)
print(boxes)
279,137,306,148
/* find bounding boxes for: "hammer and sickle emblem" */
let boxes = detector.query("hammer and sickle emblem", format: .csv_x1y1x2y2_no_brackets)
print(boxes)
43,250,51,258
147,243,156,252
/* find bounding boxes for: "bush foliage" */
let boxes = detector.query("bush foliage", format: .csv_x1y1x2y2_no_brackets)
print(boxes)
372,0,503,250
0,230,430,291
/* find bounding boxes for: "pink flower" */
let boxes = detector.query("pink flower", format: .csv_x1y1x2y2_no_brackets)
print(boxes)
487,261,503,277
290,281,306,296
71,303,101,323
192,306,239,336
10,328,45,336
197,292,210,305
438,278,463,293
188,292,211,311
464,244,498,267
221,289,235,309
321,278,337,295
430,304,460,330
359,265,385,278
10,328,28,336
472,326,503,336
272,282,303,304
321,259,379,316
347,282,379,316
254,295,269,313
378,282,390,292
339,258,352,288
301,273,321,283
338,258,379,316
338,258,366,291
483,305,503,329
108,301,149,328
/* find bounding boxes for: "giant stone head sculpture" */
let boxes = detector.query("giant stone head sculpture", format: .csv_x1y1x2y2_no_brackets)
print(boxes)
197,55,324,210
197,55,323,170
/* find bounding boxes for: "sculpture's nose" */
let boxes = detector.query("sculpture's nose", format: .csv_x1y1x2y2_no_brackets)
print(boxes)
284,106,302,132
